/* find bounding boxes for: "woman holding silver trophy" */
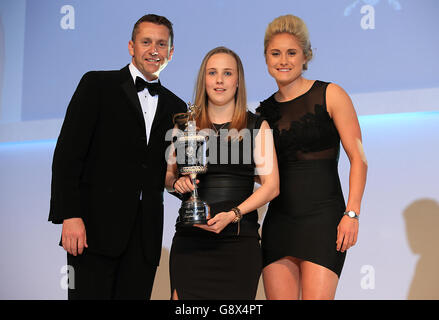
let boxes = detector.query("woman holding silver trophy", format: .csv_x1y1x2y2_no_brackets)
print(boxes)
165,46,279,300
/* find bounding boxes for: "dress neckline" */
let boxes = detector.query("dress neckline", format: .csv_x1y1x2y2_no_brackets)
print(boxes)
212,122,230,126
273,80,318,104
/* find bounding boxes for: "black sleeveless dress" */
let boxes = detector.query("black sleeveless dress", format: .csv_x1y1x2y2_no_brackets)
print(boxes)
256,81,346,277
169,112,263,299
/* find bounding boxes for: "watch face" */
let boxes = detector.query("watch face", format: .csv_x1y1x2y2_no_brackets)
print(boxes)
348,211,355,218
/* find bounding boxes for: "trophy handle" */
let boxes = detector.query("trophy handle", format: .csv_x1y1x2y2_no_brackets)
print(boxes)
173,112,189,126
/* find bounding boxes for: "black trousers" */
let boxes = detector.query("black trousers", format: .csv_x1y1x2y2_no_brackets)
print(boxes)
67,202,157,300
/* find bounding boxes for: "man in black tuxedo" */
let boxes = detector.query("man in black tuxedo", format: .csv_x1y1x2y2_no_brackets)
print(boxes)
49,14,186,299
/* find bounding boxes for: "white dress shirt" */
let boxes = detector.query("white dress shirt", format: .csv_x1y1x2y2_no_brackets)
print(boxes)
129,63,159,145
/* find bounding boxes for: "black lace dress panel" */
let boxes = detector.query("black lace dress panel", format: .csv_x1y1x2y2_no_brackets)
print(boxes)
256,80,346,277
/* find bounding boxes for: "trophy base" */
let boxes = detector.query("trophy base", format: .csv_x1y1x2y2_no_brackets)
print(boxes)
178,198,210,227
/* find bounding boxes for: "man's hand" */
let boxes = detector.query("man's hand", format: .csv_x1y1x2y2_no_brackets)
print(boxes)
62,218,88,256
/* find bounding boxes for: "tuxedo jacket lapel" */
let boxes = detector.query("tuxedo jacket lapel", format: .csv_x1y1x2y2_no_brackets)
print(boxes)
150,87,169,138
120,66,146,132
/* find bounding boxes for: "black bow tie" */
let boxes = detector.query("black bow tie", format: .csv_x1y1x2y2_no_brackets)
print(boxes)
135,77,161,96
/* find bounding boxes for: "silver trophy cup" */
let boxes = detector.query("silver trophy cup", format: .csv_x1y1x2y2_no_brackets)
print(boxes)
174,106,210,226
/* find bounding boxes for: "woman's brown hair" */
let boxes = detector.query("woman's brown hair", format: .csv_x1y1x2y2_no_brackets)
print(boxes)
193,46,247,133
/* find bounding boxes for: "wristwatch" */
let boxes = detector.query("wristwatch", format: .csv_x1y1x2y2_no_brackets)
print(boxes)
344,210,359,220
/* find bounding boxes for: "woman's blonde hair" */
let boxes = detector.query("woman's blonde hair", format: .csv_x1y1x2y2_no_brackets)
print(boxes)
264,14,313,70
193,46,247,133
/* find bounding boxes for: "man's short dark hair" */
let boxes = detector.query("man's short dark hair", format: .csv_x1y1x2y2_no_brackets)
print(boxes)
131,14,174,47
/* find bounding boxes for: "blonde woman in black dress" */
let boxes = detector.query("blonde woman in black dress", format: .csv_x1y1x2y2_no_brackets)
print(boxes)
165,47,279,299
257,15,368,299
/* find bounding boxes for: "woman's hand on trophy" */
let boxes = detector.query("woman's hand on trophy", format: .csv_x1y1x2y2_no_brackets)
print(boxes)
194,211,235,234
173,176,199,194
